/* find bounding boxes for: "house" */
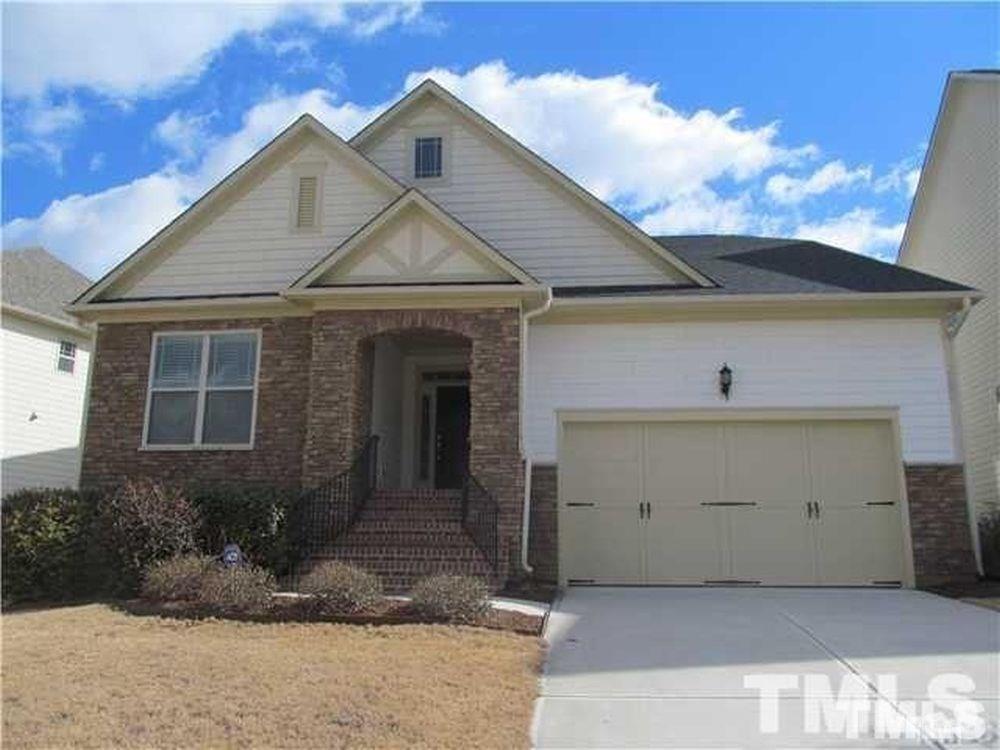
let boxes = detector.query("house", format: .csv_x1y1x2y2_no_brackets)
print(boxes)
69,80,980,590
2,247,93,495
898,70,999,529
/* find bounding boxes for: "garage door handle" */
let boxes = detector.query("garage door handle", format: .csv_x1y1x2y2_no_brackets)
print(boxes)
700,501,757,507
866,501,895,506
566,502,595,507
646,501,651,518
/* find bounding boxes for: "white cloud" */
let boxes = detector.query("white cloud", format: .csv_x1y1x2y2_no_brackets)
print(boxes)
765,160,872,205
2,2,424,99
874,159,921,198
154,110,219,163
407,62,817,211
638,189,754,235
89,153,106,173
795,208,905,259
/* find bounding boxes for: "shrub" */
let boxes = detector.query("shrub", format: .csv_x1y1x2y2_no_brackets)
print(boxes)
187,483,295,576
98,478,200,592
141,554,217,602
980,511,1000,579
197,564,275,612
298,561,383,614
410,574,490,624
1,488,104,604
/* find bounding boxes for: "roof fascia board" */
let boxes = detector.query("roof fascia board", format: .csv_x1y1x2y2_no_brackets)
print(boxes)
290,188,539,289
74,116,405,307
351,81,716,288
3,303,95,336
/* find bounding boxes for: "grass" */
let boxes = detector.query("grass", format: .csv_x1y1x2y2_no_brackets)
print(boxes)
2,603,542,749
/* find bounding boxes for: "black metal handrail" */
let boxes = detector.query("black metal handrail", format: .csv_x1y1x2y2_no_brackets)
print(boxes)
294,436,379,560
461,472,500,572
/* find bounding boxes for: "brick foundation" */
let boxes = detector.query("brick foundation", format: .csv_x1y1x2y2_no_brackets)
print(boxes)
904,463,977,585
80,317,312,488
528,464,558,584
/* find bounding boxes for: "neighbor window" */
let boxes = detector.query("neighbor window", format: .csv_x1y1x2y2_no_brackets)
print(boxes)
144,331,259,447
56,340,76,374
413,136,443,179
295,175,319,228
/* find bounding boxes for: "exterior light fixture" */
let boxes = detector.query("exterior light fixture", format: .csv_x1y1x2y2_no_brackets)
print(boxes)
719,363,733,400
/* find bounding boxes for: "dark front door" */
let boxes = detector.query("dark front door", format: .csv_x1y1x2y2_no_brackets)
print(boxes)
434,384,470,489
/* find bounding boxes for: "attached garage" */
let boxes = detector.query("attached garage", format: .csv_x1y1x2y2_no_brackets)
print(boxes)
558,411,912,587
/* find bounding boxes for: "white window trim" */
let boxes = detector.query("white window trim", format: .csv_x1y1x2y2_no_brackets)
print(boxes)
406,125,452,186
141,329,262,451
55,339,77,375
289,162,326,234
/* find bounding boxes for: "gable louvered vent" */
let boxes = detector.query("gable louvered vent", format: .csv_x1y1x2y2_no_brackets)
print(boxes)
296,175,318,228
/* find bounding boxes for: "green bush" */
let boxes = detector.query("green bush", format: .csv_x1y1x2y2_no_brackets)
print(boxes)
1,488,104,604
410,574,490,624
141,554,217,602
980,511,1000,579
197,564,275,612
298,561,383,614
98,478,200,592
188,483,296,576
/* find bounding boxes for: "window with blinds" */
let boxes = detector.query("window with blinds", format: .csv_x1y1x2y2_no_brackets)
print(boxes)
144,331,260,447
414,136,443,179
295,175,318,228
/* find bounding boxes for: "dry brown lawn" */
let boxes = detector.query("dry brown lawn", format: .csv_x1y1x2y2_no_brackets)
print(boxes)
2,604,542,749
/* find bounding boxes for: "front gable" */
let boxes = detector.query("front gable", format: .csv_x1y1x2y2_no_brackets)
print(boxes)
294,190,537,289
77,116,402,304
352,81,713,289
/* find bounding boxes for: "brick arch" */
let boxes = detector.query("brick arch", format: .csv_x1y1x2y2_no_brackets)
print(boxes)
301,307,524,581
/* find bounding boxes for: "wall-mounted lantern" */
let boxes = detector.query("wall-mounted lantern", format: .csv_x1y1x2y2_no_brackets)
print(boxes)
719,363,733,400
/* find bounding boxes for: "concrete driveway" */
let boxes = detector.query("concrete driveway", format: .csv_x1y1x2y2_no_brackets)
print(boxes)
534,588,1000,748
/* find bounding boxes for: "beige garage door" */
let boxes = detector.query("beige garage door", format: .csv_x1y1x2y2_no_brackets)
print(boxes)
559,418,906,586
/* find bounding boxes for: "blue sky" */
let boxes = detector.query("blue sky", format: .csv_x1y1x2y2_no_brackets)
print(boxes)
2,2,996,278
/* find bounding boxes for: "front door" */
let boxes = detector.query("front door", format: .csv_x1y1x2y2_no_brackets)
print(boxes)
433,385,470,489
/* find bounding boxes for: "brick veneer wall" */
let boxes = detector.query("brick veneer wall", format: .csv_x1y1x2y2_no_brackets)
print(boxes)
905,463,977,585
302,308,525,581
528,464,558,583
79,316,312,488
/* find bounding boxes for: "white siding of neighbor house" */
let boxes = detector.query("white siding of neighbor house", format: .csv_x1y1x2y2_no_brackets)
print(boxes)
1,313,92,494
525,318,957,464
360,99,688,287
115,138,396,298
899,76,1000,516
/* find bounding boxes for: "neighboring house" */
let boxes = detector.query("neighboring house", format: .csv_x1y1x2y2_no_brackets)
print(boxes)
2,247,93,495
70,80,980,590
898,70,999,527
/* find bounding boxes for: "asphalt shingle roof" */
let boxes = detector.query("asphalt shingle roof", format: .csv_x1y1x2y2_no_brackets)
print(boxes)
2,247,92,324
556,236,975,296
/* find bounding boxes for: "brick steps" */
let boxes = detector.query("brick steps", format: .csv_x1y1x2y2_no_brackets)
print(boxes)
300,488,495,593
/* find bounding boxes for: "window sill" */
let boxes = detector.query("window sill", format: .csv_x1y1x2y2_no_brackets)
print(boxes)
139,443,255,452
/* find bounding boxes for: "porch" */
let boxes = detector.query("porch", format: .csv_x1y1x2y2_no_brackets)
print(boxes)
297,309,524,590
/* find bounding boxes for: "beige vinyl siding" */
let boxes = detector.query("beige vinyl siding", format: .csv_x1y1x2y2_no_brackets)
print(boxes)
117,139,396,298
526,317,957,464
360,100,687,287
900,76,999,516
1,313,92,493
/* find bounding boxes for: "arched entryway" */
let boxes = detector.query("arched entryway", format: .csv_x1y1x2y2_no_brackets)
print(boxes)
365,328,472,490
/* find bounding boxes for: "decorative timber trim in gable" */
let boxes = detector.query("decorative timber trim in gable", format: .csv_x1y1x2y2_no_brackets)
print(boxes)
289,189,541,290
350,79,717,289
71,115,405,308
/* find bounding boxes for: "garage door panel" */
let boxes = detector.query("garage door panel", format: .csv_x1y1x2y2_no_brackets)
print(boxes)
644,507,726,583
644,424,723,503
561,505,642,583
562,423,641,504
726,506,816,585
725,423,810,506
809,421,898,506
815,506,905,585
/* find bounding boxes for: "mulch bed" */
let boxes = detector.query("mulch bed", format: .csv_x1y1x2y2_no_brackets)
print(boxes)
119,596,545,635
925,579,1000,612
